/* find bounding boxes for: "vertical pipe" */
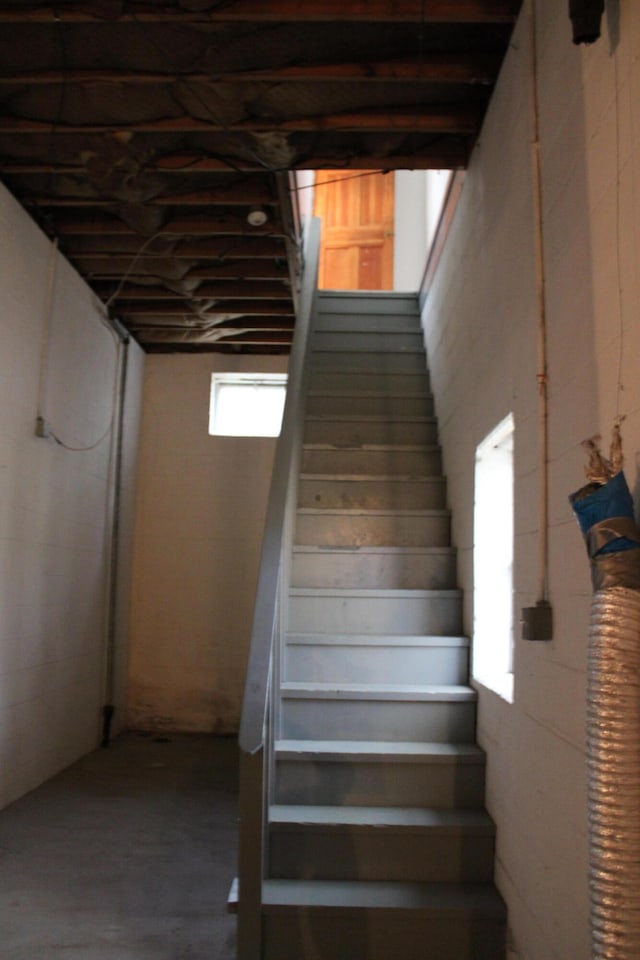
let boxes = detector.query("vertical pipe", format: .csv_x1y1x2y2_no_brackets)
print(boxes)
529,0,550,605
102,320,130,747
36,237,59,425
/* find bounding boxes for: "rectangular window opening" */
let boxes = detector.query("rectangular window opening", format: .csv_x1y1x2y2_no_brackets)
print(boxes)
209,373,287,437
473,413,515,703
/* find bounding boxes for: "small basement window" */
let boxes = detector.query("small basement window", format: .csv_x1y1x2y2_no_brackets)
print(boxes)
209,373,287,437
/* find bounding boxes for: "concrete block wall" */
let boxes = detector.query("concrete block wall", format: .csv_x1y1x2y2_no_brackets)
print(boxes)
127,353,287,733
0,183,145,811
421,2,640,957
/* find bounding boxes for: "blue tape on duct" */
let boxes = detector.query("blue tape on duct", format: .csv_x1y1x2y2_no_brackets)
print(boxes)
571,471,637,554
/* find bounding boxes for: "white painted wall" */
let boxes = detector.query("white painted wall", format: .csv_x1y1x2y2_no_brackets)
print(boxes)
394,170,454,290
421,2,640,958
393,171,428,290
128,353,287,733
0,183,144,811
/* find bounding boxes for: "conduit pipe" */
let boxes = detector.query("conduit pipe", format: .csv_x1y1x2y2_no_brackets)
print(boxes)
527,0,552,635
570,431,640,959
36,237,59,427
102,315,130,748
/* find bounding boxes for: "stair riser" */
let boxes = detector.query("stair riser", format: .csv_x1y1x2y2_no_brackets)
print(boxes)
301,447,440,475
313,331,424,353
283,643,468,685
291,549,456,589
309,371,429,395
263,914,505,960
275,758,487,808
305,394,434,417
311,350,427,373
288,593,462,635
303,418,438,446
298,477,446,510
269,830,495,882
295,512,451,548
315,304,420,329
280,699,475,743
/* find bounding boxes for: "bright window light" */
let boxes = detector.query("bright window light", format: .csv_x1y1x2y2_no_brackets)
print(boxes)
209,374,287,437
473,414,515,703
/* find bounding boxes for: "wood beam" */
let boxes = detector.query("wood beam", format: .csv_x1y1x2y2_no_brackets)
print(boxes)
0,155,265,174
63,236,287,258
0,105,480,136
21,185,278,207
139,327,293,344
143,343,290,354
49,213,284,236
129,318,294,332
71,257,290,279
0,55,500,86
119,301,294,316
0,2,521,25
95,280,292,300
0,141,471,173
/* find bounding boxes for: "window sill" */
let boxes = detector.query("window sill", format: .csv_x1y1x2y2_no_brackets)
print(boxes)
472,672,514,704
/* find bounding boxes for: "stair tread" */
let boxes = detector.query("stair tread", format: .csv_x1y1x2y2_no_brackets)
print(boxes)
307,389,432,397
292,544,454,554
270,805,494,832
290,587,460,597
275,739,485,763
262,879,506,916
298,504,449,515
280,682,475,701
305,414,436,423
300,472,443,481
311,351,426,357
303,443,437,450
286,633,468,647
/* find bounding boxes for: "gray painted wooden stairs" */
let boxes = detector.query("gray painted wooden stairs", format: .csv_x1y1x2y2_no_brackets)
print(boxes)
262,292,506,959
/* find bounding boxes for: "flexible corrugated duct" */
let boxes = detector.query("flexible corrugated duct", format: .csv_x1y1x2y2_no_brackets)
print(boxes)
570,430,640,958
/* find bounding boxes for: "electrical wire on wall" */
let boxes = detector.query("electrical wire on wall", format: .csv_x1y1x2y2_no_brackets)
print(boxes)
36,241,124,452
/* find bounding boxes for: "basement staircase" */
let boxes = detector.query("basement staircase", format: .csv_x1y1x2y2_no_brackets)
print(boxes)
238,289,506,959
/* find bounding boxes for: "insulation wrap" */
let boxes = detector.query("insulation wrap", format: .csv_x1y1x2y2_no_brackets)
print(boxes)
587,586,640,958
571,470,640,958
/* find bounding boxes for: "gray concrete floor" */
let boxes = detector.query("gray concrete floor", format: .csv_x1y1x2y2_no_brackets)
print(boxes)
0,732,238,959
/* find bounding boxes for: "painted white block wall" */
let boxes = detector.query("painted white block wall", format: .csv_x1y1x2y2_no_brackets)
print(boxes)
0,183,145,811
421,2,640,958
128,353,287,733
393,171,428,290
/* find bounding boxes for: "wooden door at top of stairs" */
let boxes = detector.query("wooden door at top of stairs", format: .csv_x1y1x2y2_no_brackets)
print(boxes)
313,170,394,290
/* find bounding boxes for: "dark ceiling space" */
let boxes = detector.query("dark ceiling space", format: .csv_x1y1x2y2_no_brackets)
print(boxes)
0,1,522,353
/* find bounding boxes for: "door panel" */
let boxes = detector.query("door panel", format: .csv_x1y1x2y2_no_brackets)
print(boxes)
314,170,395,290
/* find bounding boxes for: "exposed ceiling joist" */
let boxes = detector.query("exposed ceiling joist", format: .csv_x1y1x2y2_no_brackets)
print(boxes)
0,55,500,85
94,280,291,300
0,1,520,25
49,213,284,236
0,0,522,352
73,258,289,280
0,107,480,136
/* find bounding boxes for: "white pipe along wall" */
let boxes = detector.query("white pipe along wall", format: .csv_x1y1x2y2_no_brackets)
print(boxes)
420,1,640,958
